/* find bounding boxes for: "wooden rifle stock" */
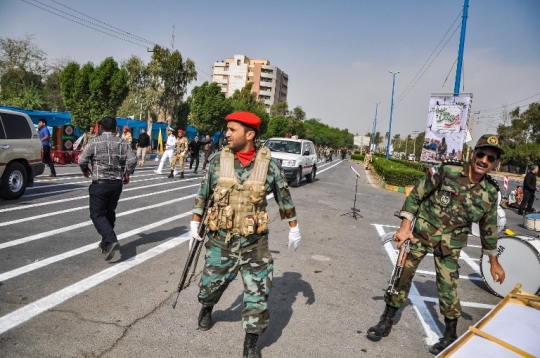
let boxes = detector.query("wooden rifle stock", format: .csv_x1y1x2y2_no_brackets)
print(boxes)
386,239,410,296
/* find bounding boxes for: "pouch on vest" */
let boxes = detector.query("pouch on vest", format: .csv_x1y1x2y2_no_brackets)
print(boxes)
242,215,258,236
256,211,269,234
220,205,234,230
206,207,220,231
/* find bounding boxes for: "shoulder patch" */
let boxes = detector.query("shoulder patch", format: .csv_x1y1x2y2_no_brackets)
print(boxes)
485,174,500,192
428,166,438,175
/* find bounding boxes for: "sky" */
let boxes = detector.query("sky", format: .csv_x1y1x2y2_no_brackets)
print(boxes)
1,0,539,142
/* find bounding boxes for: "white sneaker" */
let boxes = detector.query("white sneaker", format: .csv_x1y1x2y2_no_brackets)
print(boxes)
154,170,162,174
173,171,178,175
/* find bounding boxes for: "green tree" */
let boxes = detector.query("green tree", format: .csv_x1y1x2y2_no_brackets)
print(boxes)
229,82,270,135
61,57,128,129
269,101,288,117
187,81,231,134
265,116,290,138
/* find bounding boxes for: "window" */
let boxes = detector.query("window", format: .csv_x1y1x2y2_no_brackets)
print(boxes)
1,113,32,139
0,117,5,139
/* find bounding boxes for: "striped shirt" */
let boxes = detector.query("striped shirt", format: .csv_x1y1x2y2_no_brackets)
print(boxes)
79,132,137,181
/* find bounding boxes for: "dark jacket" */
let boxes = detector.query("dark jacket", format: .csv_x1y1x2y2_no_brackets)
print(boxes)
138,133,150,148
523,170,538,193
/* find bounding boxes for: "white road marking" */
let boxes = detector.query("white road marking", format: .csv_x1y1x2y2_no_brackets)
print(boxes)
421,296,495,309
0,183,200,227
0,194,196,250
0,212,192,282
0,233,190,335
415,269,483,282
0,177,200,213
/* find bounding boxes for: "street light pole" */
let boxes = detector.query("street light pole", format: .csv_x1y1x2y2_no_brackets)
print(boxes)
413,130,419,159
371,102,380,153
386,71,400,160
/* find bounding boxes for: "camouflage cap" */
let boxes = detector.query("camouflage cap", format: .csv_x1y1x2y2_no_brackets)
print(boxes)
475,134,504,155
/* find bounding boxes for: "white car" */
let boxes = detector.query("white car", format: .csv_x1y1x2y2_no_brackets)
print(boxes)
263,137,318,187
407,154,416,161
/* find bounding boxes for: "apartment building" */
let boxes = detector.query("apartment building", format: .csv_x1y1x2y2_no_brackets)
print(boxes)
212,54,288,113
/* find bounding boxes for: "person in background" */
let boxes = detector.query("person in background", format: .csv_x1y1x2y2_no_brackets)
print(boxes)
81,125,98,150
136,128,150,167
78,116,137,261
121,126,132,147
518,165,539,215
155,127,176,175
37,118,57,177
507,185,522,209
202,134,215,170
169,129,189,178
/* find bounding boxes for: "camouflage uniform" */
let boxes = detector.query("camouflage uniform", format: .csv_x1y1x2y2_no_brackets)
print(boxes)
193,148,297,334
171,136,189,173
385,161,499,319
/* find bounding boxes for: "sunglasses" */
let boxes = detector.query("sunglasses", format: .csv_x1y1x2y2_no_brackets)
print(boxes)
476,151,497,163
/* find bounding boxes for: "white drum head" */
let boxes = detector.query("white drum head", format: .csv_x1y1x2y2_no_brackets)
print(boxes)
471,205,506,237
480,236,540,297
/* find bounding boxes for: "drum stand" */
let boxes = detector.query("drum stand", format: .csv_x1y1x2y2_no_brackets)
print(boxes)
341,166,363,220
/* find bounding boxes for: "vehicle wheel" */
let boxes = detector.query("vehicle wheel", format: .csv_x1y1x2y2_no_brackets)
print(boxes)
306,165,316,183
1,162,28,199
291,167,302,187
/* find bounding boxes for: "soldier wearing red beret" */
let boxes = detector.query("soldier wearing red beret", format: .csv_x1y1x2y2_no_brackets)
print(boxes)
189,111,301,357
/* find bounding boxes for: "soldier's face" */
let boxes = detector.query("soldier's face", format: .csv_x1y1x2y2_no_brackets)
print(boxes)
226,121,254,152
471,148,499,176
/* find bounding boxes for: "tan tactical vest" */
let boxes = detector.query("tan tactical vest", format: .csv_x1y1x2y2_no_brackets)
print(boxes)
205,147,271,242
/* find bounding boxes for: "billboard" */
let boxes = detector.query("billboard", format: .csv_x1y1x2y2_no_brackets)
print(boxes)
420,94,472,163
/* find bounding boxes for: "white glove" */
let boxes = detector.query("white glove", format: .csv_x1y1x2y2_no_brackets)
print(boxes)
189,220,202,251
181,151,186,157
288,225,301,251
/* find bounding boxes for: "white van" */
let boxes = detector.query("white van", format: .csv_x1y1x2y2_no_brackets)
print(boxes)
263,137,318,187
407,153,416,161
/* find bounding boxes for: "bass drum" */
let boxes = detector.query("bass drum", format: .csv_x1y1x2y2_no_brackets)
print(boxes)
480,236,540,297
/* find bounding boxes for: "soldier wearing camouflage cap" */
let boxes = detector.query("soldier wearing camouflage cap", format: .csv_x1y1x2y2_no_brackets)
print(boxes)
189,112,301,358
367,134,506,355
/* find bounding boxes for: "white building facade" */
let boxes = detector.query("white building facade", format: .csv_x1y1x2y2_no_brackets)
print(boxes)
212,54,288,113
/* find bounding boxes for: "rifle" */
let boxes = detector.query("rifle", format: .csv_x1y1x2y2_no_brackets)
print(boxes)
172,195,214,309
379,212,415,296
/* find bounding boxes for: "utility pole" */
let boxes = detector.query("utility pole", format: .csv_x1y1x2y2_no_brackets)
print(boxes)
371,102,380,153
454,0,469,96
386,71,400,160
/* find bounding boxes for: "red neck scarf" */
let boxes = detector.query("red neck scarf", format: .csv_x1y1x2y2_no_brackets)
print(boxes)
235,148,256,167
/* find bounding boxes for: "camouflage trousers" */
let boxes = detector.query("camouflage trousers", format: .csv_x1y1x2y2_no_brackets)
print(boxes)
170,153,186,172
384,240,462,319
198,240,274,334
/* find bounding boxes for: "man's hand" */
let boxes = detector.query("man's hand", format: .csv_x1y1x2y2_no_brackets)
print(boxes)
189,220,202,251
181,151,186,157
288,224,301,251
123,173,130,185
490,256,505,284
393,218,414,249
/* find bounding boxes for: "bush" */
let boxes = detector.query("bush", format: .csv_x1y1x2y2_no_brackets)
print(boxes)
351,153,364,161
372,157,424,186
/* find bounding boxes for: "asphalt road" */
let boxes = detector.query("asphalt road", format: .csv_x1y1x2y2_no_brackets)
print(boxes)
0,157,537,358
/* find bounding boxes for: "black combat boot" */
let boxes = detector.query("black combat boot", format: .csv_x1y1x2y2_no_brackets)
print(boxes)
367,304,398,342
197,305,213,331
243,333,261,358
180,172,184,179
167,170,174,178
429,317,458,355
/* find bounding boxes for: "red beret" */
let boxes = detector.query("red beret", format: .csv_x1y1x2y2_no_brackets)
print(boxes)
178,129,184,134
225,112,260,131
123,126,129,130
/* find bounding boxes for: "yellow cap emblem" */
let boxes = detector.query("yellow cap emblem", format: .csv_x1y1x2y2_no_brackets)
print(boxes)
487,136,499,145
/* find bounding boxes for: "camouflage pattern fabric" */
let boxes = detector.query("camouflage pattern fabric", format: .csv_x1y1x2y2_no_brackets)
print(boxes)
388,161,499,319
384,241,462,319
399,161,499,257
198,239,274,334
194,148,296,333
171,137,189,172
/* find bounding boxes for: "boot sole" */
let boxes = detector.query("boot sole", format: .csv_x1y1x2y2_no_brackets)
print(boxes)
366,329,391,342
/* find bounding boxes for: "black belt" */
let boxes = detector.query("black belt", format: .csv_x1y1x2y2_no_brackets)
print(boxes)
92,179,122,184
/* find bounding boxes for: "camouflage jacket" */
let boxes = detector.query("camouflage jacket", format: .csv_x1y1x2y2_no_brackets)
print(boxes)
399,161,499,256
174,137,189,155
193,148,297,249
